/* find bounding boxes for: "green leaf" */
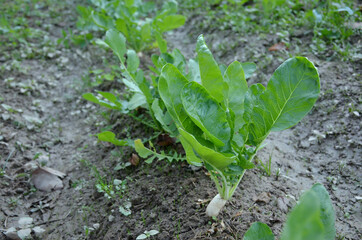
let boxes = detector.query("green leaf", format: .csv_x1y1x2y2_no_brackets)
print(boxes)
196,35,225,103
97,131,128,146
115,18,129,39
151,99,177,136
136,234,147,240
241,62,257,79
158,64,189,125
82,93,121,110
188,59,201,83
181,81,231,147
134,139,153,158
105,29,126,63
309,183,336,240
243,222,275,240
97,91,122,108
244,57,320,144
91,11,114,30
179,135,202,166
280,184,335,240
155,31,167,53
126,49,139,73
178,128,235,170
145,230,159,236
224,61,248,131
155,15,185,32
140,22,151,42
127,93,147,110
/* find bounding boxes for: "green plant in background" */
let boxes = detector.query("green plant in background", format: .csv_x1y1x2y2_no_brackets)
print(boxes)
243,183,336,240
77,0,186,52
136,35,320,216
83,29,201,152
178,0,360,59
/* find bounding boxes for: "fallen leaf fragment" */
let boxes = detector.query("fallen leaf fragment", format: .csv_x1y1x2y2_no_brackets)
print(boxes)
268,42,287,51
129,153,140,166
232,210,243,218
30,166,66,192
157,134,175,146
196,199,209,205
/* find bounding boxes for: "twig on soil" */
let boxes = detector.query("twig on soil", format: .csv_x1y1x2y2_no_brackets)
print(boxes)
35,210,72,226
2,149,15,170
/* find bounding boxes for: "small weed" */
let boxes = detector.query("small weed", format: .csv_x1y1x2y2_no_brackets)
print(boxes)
255,152,273,177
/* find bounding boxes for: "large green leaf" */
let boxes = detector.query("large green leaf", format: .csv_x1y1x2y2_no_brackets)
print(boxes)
196,35,225,103
178,128,235,169
224,61,248,132
158,64,189,125
280,183,334,240
243,222,275,240
105,29,126,63
181,81,231,147
244,57,320,144
309,183,336,240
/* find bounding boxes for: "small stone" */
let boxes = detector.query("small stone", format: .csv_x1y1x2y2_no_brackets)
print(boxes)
108,215,115,222
300,140,310,149
93,223,100,229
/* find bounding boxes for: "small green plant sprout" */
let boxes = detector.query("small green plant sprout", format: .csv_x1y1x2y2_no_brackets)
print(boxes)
136,230,159,240
148,35,320,217
243,183,336,240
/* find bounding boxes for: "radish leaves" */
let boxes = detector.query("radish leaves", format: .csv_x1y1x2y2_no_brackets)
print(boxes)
158,34,320,216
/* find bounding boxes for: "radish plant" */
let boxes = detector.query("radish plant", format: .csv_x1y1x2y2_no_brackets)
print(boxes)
139,35,320,216
243,183,335,240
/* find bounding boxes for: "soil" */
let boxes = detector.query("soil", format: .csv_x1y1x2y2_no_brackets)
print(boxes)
0,1,361,240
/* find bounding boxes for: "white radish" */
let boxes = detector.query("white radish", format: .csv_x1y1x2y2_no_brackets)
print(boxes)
206,194,228,217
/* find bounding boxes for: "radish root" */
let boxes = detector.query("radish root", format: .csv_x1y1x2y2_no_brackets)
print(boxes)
206,194,227,217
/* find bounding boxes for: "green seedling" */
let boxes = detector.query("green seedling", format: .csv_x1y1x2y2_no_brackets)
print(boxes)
243,183,335,240
137,35,320,216
136,230,159,240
